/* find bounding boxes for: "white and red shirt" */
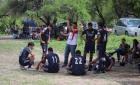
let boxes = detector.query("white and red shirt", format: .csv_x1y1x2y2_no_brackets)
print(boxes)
66,32,78,45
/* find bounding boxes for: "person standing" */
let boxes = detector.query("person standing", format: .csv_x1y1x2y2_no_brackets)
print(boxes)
81,22,97,71
40,25,51,54
97,21,108,59
96,21,108,73
62,17,79,67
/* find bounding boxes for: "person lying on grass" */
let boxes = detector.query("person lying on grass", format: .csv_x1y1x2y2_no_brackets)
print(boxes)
36,47,60,73
67,50,86,76
19,42,35,70
89,53,115,73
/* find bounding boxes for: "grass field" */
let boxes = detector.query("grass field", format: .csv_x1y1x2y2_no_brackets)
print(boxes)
0,34,140,85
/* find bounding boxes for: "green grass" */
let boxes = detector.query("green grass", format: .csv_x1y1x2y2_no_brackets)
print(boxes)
0,34,140,85
47,34,140,54
0,34,139,55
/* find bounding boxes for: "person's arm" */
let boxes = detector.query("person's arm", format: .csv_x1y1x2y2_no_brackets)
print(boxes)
27,48,35,61
92,29,98,42
97,32,101,45
90,57,98,64
56,54,60,64
36,56,46,70
39,33,45,43
60,31,69,37
67,16,72,32
47,35,51,44
48,26,52,43
81,30,86,42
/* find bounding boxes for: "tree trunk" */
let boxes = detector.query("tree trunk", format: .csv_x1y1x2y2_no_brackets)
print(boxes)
95,4,105,25
112,0,122,18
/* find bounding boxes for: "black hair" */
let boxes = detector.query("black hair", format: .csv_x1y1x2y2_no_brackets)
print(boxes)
88,22,93,27
73,22,77,26
28,42,35,47
98,21,105,28
133,39,139,47
122,38,126,41
76,50,81,55
48,47,53,52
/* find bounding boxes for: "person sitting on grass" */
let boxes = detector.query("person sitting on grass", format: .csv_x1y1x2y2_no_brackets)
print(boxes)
19,42,35,70
67,50,86,76
36,47,60,73
130,39,140,64
110,38,130,63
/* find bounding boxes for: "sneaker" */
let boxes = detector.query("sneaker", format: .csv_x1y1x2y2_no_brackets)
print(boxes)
27,67,35,71
20,65,27,70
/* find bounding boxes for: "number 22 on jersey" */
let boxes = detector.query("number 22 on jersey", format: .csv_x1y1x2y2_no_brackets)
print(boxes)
75,57,82,64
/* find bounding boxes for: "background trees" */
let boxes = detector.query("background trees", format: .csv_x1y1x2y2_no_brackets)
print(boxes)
0,0,140,32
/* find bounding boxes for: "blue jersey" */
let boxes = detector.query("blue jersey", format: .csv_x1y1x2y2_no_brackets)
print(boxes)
46,53,60,72
98,29,108,44
19,47,31,63
69,55,86,75
82,29,97,44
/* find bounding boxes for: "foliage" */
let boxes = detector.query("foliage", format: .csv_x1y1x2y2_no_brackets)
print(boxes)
1,0,140,32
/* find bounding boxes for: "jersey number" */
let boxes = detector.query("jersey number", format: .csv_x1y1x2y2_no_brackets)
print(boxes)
52,56,58,63
75,58,82,64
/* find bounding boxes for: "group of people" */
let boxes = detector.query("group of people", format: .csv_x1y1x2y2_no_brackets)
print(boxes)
18,17,140,76
110,38,140,67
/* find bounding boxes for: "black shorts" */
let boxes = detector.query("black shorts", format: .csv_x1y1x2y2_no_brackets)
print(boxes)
19,59,31,66
84,43,95,53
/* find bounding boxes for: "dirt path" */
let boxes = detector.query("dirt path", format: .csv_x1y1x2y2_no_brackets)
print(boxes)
0,40,140,85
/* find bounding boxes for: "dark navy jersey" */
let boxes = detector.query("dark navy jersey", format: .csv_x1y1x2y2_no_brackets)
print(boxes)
98,29,108,44
41,27,50,44
69,55,86,75
45,53,60,71
44,28,50,36
82,29,97,43
41,33,49,44
19,47,31,63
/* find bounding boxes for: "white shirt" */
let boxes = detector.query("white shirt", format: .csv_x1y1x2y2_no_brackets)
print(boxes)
66,32,78,45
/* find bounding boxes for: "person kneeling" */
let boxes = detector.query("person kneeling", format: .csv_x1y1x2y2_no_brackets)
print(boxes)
67,50,86,76
19,42,35,70
90,53,115,73
37,47,60,73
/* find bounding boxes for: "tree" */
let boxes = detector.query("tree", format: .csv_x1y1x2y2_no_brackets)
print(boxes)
112,0,140,18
